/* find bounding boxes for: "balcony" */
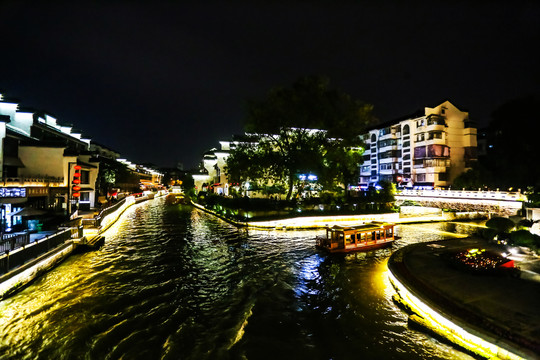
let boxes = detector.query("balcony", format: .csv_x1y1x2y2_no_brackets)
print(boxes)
413,158,450,170
426,114,446,126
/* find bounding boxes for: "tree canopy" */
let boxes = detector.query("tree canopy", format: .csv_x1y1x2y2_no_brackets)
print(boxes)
453,94,540,192
226,76,376,200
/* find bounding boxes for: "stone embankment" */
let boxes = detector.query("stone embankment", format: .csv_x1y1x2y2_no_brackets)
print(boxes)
388,238,540,360
192,201,487,229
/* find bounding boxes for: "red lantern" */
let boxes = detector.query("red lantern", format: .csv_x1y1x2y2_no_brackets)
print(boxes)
72,165,82,199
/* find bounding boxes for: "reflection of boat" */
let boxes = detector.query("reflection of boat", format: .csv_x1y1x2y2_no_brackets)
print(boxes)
316,222,396,253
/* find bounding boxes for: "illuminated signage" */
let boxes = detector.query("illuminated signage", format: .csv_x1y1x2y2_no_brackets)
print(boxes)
0,187,27,198
298,174,318,181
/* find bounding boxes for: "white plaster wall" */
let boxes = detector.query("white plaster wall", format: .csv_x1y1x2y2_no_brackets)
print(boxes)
19,146,65,178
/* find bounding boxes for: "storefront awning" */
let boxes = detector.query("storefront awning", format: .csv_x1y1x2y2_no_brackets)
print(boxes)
10,207,47,216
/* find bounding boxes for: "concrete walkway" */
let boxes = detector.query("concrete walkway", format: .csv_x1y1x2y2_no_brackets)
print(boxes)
389,238,540,359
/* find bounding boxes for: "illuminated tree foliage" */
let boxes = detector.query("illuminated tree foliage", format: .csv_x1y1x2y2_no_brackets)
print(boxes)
226,76,375,201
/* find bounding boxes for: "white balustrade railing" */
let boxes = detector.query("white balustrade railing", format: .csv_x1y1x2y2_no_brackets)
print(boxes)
397,189,526,202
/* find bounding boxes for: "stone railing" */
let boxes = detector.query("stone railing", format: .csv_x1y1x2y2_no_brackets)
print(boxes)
396,189,526,216
397,189,526,202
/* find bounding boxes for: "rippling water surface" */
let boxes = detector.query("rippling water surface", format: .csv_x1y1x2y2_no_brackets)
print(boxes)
0,198,482,359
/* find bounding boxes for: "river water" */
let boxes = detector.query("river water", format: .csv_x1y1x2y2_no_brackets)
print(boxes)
0,197,483,359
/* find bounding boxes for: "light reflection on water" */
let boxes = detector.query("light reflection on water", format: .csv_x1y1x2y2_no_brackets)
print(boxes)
0,198,482,359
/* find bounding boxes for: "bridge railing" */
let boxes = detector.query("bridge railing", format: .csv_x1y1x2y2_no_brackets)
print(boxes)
397,189,526,202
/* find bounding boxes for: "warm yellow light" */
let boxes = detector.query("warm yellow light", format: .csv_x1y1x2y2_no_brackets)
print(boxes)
388,270,526,360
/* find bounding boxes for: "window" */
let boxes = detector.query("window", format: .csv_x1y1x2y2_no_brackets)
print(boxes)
80,170,90,184
428,131,443,140
402,124,410,135
378,150,401,159
427,144,450,158
414,146,426,159
378,139,398,148
427,114,446,126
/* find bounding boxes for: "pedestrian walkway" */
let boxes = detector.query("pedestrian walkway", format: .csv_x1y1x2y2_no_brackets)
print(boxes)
388,238,540,359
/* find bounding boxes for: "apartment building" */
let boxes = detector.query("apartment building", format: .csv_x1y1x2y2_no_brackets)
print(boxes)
359,100,477,189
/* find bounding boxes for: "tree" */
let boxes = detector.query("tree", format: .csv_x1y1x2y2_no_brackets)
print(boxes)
485,216,515,240
482,94,540,190
452,161,494,190
226,76,375,201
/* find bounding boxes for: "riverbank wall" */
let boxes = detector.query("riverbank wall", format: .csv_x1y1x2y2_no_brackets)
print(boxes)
192,201,487,229
0,191,167,299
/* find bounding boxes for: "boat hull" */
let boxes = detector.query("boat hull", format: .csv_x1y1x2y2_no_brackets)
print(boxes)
316,239,394,253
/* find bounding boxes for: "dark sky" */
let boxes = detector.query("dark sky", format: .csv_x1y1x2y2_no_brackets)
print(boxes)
1,1,539,169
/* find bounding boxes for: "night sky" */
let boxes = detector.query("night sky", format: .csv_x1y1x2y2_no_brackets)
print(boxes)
1,1,539,169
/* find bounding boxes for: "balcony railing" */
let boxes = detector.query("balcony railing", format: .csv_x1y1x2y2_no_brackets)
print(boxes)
398,188,526,201
2,176,65,186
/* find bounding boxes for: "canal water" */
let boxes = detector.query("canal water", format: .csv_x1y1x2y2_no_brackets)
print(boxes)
0,198,482,359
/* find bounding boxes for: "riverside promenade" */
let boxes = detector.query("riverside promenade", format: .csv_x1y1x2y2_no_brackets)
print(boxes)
0,192,166,299
388,238,540,360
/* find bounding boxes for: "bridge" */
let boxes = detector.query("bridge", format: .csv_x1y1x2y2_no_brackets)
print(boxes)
395,189,526,216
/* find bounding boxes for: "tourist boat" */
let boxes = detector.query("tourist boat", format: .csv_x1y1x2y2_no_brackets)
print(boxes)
316,222,396,253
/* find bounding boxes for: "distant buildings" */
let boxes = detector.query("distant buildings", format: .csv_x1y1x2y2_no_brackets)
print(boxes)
193,100,477,195
192,141,234,196
0,93,162,233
